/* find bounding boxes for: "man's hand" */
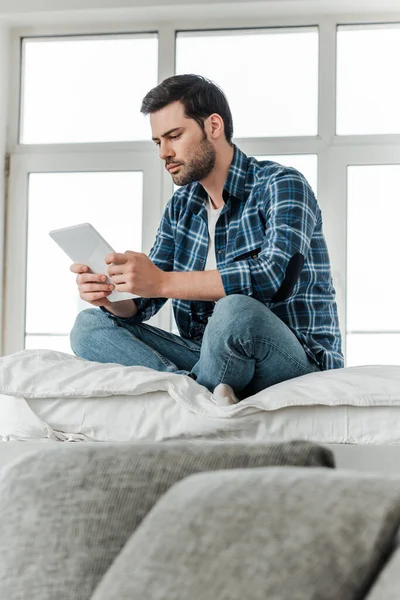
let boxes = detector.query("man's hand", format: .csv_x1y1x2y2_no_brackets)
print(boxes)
106,251,166,297
70,263,114,307
70,263,137,318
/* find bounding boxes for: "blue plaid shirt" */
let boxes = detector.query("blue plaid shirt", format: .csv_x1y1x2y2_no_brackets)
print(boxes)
130,145,344,370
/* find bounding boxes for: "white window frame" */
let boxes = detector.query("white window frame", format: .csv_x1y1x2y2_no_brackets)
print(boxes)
3,11,400,362
5,149,163,354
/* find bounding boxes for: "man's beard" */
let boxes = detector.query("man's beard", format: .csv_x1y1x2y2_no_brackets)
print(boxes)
171,135,216,186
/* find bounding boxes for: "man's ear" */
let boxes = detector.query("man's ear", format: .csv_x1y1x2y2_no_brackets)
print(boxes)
207,113,224,140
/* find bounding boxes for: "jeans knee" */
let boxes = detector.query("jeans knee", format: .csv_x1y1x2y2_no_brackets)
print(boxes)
211,295,257,332
215,294,253,313
70,308,106,356
211,295,278,338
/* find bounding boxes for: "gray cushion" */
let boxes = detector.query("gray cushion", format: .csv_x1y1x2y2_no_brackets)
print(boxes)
366,541,400,599
92,467,400,600
0,440,333,600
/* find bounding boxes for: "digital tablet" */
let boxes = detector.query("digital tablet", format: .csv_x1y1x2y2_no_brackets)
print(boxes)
49,223,138,302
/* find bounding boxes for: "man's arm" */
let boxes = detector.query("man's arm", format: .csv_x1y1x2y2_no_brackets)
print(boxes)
157,169,318,304
106,169,318,305
106,168,319,306
160,269,226,301
106,251,226,302
217,170,319,303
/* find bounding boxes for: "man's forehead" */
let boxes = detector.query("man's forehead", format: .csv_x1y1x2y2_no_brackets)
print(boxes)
150,102,191,137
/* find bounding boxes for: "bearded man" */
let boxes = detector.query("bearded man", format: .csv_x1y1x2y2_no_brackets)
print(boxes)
70,74,343,404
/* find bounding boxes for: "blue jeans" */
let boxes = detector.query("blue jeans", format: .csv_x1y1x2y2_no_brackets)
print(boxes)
70,295,320,399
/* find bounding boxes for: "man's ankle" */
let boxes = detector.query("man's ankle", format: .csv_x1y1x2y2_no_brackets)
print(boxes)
213,383,240,406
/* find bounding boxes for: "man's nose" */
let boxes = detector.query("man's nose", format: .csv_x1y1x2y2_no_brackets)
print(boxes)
159,141,174,161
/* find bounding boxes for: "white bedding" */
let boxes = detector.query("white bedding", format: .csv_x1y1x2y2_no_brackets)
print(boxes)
1,349,400,444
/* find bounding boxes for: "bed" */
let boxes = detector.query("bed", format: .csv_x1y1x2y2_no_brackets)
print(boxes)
1,349,400,473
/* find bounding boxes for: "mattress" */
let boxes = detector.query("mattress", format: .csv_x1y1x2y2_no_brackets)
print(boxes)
1,349,400,445
18,397,400,445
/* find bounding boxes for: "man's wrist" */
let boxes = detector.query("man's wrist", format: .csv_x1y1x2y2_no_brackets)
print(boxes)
102,299,138,319
159,270,170,298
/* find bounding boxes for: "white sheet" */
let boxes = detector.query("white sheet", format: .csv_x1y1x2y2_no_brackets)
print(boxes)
1,349,400,444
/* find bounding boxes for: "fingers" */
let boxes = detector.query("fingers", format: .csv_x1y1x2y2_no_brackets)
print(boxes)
81,289,113,302
76,273,108,285
76,271,115,305
107,264,122,277
81,283,114,293
108,273,125,284
105,252,127,265
71,263,117,307
70,263,89,274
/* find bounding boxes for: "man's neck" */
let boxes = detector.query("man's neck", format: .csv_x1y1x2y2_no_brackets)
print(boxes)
200,144,234,210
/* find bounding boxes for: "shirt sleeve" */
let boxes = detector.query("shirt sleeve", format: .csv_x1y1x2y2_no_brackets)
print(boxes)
101,198,175,324
218,169,318,303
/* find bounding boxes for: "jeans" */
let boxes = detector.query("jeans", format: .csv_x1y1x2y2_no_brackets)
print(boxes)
70,295,321,399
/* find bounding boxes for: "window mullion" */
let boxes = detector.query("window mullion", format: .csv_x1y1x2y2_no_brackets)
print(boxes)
157,23,176,333
318,18,337,142
3,154,29,354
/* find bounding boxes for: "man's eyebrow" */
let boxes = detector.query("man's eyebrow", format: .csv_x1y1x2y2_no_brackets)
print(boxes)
152,127,183,141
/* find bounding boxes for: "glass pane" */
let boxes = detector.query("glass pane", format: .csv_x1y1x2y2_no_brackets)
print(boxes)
346,334,400,366
25,335,73,355
347,165,400,331
176,28,318,138
21,35,158,144
337,24,400,135
25,172,143,343
256,154,317,196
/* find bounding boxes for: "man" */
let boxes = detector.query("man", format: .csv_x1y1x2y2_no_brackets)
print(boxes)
70,74,344,404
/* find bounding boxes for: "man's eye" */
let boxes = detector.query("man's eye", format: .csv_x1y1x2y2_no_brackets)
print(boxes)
154,141,160,147
170,134,181,140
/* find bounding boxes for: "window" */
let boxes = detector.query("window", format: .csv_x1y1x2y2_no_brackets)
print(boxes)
5,15,400,369
25,172,143,352
4,32,162,354
337,24,400,135
176,28,319,137
4,148,161,355
21,34,158,144
346,164,400,365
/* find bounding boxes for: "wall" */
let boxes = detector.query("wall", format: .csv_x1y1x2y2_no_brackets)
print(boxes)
0,27,9,351
0,0,400,24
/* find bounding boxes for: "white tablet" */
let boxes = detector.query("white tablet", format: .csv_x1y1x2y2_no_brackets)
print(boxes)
49,223,138,302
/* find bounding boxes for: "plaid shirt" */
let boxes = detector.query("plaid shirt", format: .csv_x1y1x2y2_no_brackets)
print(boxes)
130,145,344,370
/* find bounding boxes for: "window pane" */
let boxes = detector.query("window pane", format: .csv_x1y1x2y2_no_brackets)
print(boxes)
346,334,400,366
21,35,158,144
25,172,143,345
347,165,400,331
25,335,73,354
176,28,318,137
337,24,400,135
256,154,317,196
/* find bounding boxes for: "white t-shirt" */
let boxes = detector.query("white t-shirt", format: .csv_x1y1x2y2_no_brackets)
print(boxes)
204,197,223,271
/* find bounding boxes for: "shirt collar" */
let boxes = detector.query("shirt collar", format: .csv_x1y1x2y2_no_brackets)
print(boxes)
187,144,248,214
222,144,248,202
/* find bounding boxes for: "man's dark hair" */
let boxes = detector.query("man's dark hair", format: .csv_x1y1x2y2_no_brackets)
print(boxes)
141,74,234,144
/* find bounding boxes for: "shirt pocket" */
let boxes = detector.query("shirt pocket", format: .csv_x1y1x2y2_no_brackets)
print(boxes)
232,246,262,262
